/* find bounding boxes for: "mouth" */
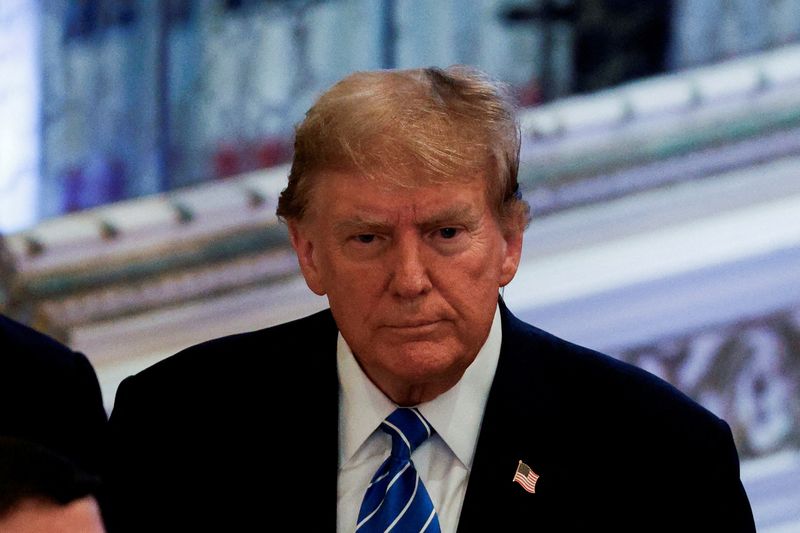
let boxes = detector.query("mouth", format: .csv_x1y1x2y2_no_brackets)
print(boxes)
383,320,444,334
386,318,440,327
395,320,437,327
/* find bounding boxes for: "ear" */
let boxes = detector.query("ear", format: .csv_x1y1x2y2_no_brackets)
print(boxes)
499,226,523,287
288,220,327,296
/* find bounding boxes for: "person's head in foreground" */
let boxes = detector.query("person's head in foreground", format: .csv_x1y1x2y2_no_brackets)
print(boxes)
0,437,105,533
278,65,530,406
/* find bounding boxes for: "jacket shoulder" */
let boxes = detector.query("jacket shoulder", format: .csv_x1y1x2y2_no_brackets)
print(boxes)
141,308,333,370
499,306,726,434
117,308,337,398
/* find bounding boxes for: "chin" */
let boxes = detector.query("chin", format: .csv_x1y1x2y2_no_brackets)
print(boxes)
387,343,470,382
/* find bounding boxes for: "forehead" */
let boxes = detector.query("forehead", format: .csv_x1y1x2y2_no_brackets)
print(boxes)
307,170,491,221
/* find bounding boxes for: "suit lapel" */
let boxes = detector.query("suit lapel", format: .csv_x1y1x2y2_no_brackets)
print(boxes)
313,311,341,532
456,303,570,532
321,321,341,531
270,310,340,531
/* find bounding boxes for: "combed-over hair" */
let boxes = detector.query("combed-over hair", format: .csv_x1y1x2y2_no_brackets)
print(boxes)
276,65,530,231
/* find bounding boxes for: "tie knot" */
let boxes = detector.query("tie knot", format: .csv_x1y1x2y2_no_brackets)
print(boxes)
381,408,433,458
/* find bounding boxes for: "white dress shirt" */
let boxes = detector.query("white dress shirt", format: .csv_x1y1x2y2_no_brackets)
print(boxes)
337,306,502,533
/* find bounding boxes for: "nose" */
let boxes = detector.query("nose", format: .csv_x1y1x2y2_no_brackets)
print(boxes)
388,235,432,299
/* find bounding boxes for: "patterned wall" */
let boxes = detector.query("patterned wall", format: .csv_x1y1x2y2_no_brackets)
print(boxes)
35,0,561,222
0,0,40,232
623,307,800,459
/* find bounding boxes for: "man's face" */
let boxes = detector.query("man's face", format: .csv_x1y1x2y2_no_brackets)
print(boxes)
289,171,522,404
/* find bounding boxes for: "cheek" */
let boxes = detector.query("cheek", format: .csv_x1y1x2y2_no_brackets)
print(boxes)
437,245,506,289
324,260,384,293
322,261,387,320
317,244,371,289
433,255,503,322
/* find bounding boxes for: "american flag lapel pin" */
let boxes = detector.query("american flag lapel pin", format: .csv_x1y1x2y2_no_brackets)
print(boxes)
512,460,539,494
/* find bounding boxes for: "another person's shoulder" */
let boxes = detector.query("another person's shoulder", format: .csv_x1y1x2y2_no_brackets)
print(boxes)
0,314,96,387
0,314,81,366
0,315,106,477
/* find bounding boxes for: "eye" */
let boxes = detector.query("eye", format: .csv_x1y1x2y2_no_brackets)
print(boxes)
356,234,376,244
438,227,458,239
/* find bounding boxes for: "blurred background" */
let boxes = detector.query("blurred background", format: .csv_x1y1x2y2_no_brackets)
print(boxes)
1,1,799,529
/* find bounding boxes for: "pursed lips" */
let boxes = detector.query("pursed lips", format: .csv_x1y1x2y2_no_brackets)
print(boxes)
382,319,445,333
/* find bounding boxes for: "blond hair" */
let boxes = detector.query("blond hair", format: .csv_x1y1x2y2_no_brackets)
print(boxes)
277,66,530,231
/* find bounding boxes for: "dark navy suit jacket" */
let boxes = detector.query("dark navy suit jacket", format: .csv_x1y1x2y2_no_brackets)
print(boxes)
0,314,107,476
105,302,755,532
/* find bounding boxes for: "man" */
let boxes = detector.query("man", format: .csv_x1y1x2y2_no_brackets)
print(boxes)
0,437,106,533
0,314,107,477
105,66,755,531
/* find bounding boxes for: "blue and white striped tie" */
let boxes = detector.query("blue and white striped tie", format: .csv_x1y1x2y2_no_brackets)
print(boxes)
356,408,441,532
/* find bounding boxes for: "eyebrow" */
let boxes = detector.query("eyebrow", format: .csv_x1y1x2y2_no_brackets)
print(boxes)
332,203,481,234
333,217,391,235
421,204,482,229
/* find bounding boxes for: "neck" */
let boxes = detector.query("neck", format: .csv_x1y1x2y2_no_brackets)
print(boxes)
372,372,465,406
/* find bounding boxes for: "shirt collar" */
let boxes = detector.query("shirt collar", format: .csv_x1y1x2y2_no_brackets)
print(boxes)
338,305,502,470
